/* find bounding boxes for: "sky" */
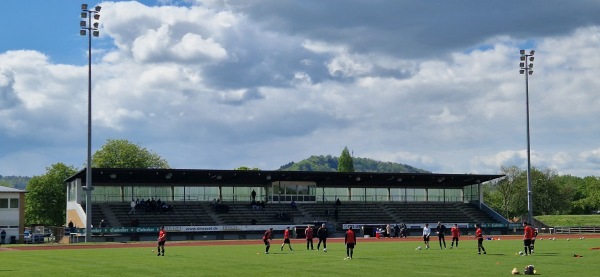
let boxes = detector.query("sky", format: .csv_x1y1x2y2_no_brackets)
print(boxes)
1,0,600,178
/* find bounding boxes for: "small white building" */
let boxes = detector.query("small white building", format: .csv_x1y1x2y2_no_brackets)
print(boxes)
0,186,26,244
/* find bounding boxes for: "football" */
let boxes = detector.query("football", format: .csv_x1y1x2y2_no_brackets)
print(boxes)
323,248,327,252
417,246,422,250
519,251,523,255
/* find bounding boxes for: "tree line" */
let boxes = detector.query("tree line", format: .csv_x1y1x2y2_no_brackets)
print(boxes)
483,165,600,219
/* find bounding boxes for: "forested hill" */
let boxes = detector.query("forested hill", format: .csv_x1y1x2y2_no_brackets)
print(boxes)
278,155,430,173
0,175,30,190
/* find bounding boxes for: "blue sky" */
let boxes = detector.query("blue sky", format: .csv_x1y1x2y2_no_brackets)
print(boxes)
2,0,600,178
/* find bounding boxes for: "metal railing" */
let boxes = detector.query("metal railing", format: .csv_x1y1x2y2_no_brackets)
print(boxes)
553,226,600,234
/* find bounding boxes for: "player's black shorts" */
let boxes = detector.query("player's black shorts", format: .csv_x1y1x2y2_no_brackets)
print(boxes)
438,234,445,238
263,239,270,245
284,238,290,244
524,239,532,246
158,240,166,246
423,235,430,242
346,243,355,249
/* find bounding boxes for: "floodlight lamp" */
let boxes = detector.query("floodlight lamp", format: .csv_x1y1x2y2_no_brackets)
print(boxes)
519,69,525,74
530,50,535,55
520,62,525,68
93,30,100,37
95,6,101,12
80,29,87,36
529,57,534,62
529,70,533,75
520,49,525,55
520,56,526,61
93,22,99,29
529,63,533,68
94,14,100,20
81,12,87,18
80,21,87,27
81,4,88,11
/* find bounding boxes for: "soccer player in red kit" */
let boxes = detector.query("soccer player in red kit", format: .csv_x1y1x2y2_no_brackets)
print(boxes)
157,226,167,256
523,222,533,255
475,224,486,255
345,227,356,259
280,226,293,251
263,227,273,254
305,225,314,250
450,223,460,248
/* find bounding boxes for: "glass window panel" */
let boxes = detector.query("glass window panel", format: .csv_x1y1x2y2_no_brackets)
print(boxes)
9,198,18,208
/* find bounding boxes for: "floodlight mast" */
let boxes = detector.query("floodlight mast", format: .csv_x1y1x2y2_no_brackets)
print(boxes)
80,3,101,243
519,49,535,225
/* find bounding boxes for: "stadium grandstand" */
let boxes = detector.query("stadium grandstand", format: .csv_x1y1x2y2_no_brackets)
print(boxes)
63,168,511,243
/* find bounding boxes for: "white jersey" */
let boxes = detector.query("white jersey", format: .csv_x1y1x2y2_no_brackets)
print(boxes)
423,226,431,236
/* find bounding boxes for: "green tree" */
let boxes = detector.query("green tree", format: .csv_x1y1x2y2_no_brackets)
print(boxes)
484,165,527,219
531,167,574,215
338,147,355,172
92,139,170,169
25,163,77,226
570,176,600,214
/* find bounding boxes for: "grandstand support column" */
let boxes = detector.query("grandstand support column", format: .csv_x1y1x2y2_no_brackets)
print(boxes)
478,181,483,208
387,188,391,201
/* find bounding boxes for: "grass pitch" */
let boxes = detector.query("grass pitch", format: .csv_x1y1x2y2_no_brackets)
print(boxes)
1,237,599,276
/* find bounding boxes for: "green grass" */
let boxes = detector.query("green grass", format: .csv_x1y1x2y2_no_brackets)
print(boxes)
1,238,599,276
536,214,600,226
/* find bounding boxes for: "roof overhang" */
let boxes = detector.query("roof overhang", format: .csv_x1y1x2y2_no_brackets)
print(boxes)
65,168,504,189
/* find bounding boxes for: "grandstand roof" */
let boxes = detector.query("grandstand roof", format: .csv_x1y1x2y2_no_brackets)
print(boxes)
66,168,503,189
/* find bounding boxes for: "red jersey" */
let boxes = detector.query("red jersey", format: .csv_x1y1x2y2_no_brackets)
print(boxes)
475,228,483,239
263,229,272,240
284,229,290,239
158,229,167,242
305,227,313,239
345,229,356,244
524,225,533,240
451,226,460,238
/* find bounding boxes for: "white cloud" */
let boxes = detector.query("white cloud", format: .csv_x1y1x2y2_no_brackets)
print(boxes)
1,1,600,178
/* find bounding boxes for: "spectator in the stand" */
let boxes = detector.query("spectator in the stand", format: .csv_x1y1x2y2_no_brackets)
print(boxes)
99,219,107,236
251,218,257,225
129,199,136,214
290,200,297,210
68,220,74,229
305,225,314,250
334,208,339,221
394,224,400,238
251,189,257,202
336,198,341,206
131,218,139,227
386,224,392,238
317,223,328,251
259,201,265,210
